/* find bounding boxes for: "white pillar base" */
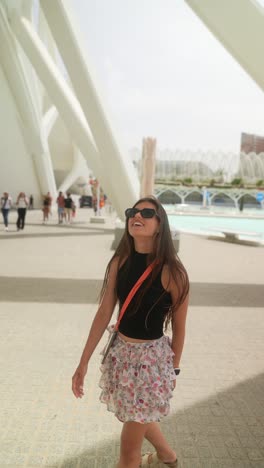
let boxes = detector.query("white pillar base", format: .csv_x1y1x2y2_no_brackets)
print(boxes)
111,225,125,250
90,216,106,224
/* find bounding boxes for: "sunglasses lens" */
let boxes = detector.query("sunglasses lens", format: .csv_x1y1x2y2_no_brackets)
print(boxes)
141,208,156,218
125,207,157,218
125,208,136,218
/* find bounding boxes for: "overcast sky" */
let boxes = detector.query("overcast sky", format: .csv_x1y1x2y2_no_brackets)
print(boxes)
72,0,264,156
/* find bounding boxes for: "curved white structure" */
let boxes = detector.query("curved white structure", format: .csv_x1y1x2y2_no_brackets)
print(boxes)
0,0,139,218
1,0,264,217
185,0,264,92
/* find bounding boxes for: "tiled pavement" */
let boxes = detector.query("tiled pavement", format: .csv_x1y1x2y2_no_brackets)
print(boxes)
0,209,264,468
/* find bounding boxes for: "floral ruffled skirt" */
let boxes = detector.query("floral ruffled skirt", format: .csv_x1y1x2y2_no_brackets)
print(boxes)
99,332,176,424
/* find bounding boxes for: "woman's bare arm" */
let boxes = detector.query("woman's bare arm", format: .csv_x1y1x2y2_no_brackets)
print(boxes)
162,265,189,367
72,257,119,398
79,257,119,366
170,293,189,367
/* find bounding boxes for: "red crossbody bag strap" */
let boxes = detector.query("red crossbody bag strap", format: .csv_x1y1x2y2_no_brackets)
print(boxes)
114,261,156,331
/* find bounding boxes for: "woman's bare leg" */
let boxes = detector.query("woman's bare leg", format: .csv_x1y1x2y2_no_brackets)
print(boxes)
144,422,177,463
117,421,148,468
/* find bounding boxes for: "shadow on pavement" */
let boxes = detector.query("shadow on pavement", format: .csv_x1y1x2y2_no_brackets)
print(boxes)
58,372,264,468
0,277,263,307
0,223,115,240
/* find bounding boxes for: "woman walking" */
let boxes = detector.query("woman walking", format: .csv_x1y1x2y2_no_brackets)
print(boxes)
16,192,29,230
64,193,73,223
42,192,52,224
1,192,12,231
72,196,189,468
56,191,65,224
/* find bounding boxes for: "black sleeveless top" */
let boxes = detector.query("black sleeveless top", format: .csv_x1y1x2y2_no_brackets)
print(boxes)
116,251,172,339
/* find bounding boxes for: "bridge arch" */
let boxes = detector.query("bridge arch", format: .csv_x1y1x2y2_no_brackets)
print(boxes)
156,188,182,204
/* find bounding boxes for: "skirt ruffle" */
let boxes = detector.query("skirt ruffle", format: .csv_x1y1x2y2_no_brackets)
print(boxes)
99,333,175,424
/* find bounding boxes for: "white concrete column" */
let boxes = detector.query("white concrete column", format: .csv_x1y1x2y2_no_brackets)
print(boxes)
202,187,207,208
140,137,156,197
42,106,58,137
21,0,43,121
58,147,87,193
11,13,110,195
0,4,56,199
185,0,264,92
40,0,140,218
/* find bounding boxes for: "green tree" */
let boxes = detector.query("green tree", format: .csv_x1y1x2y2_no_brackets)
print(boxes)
183,177,193,185
231,178,243,186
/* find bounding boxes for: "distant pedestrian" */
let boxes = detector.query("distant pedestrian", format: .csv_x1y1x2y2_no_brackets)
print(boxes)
239,196,244,212
29,194,34,209
16,192,29,231
92,196,98,215
99,197,105,211
1,192,12,231
42,192,52,224
56,191,65,224
64,193,73,223
72,201,76,221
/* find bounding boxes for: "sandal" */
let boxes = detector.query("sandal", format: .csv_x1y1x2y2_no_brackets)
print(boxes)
140,451,178,467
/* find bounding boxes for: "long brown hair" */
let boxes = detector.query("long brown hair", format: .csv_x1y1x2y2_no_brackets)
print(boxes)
100,196,189,329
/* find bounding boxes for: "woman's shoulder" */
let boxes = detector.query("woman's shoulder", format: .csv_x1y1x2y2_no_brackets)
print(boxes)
160,262,180,293
161,264,170,291
110,255,129,271
161,258,189,299
106,256,128,287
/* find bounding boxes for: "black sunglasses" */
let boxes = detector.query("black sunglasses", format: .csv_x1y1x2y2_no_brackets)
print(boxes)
125,207,158,219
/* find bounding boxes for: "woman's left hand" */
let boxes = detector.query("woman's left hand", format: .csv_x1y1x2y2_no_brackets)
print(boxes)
72,363,88,398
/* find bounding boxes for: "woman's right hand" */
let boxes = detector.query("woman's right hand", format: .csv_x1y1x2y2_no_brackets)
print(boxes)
72,363,88,398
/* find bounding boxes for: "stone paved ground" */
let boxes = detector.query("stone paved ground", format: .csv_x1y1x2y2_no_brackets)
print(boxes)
0,209,264,468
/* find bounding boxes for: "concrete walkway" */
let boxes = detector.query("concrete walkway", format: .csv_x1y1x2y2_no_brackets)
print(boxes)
0,209,264,468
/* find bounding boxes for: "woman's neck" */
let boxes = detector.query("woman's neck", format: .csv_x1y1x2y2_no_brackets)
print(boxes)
134,239,154,254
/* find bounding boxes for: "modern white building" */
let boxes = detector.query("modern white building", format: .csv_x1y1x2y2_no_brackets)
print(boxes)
1,0,264,217
0,0,139,218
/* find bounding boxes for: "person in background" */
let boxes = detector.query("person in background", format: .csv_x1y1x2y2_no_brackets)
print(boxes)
1,192,12,231
92,196,98,215
239,196,244,212
64,193,73,223
56,191,65,224
72,200,76,221
72,196,189,468
29,194,34,210
42,192,52,224
99,196,105,212
16,192,29,231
